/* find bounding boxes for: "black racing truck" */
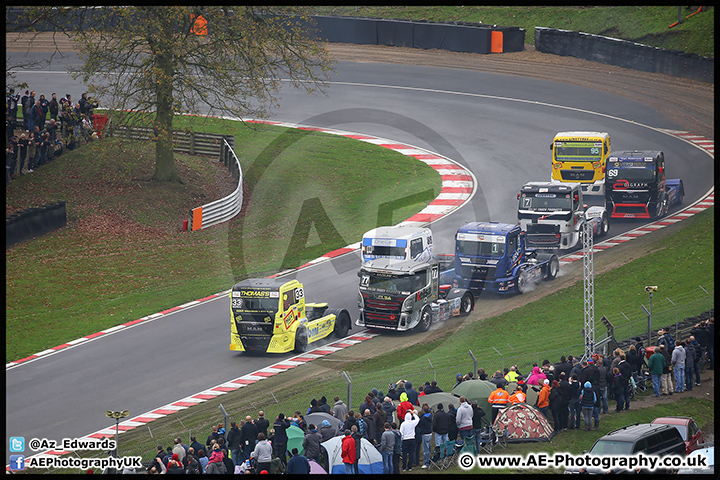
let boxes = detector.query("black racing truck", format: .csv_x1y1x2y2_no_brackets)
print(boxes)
605,150,684,219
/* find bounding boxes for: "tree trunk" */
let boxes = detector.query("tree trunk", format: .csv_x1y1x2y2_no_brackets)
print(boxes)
152,51,179,183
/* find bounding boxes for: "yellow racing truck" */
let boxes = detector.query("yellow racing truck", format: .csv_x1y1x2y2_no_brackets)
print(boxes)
229,278,351,353
551,131,611,195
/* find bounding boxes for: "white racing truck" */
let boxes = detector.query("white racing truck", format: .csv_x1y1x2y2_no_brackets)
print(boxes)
518,181,609,250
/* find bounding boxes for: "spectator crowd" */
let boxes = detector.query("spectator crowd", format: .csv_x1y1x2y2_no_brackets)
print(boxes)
6,87,100,184
132,318,713,474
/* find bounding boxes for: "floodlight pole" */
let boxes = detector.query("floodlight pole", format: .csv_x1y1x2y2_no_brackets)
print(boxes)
582,220,595,360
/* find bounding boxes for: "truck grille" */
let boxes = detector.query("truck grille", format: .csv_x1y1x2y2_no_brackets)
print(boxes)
526,224,560,234
238,321,274,335
561,169,594,181
362,295,402,329
526,234,561,248
460,264,495,280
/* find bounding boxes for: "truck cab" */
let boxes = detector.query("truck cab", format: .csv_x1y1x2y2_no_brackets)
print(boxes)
230,278,350,353
551,131,611,195
361,226,433,264
605,150,684,219
357,255,472,332
518,181,608,250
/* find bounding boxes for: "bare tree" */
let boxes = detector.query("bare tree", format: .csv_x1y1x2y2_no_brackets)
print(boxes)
15,6,333,182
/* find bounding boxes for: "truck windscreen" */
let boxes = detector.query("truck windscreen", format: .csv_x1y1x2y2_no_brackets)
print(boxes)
361,272,425,293
234,297,277,313
555,142,602,162
363,245,406,259
607,165,655,181
520,194,572,212
456,239,505,257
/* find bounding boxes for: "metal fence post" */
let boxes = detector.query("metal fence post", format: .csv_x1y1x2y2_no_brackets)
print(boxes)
468,350,477,376
620,312,631,340
218,404,230,440
666,297,678,339
699,285,711,314
342,371,352,412
491,346,504,371
427,358,436,382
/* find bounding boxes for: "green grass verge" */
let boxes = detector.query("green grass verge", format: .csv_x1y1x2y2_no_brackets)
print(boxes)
309,5,714,57
5,117,441,362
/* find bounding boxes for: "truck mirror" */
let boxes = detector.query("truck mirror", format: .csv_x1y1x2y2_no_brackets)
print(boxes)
357,270,361,278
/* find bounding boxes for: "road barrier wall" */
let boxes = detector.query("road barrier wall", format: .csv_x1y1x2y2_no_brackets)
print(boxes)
293,15,525,54
535,27,713,83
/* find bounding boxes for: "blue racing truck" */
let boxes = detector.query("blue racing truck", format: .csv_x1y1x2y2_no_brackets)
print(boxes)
454,222,560,294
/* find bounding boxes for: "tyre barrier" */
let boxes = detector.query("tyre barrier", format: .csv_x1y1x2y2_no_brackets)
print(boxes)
6,200,67,248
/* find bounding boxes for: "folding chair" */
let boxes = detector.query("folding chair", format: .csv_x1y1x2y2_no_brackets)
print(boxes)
477,427,494,454
442,439,457,469
459,435,478,456
428,444,444,471
493,425,509,449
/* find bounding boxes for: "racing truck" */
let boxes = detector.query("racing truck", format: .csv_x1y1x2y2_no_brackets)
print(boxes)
356,255,474,332
604,150,684,219
454,222,560,294
518,181,609,250
229,278,351,353
550,131,611,195
357,225,473,332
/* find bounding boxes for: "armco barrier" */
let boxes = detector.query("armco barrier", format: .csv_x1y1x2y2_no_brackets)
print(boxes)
188,138,243,231
6,200,67,248
535,27,713,83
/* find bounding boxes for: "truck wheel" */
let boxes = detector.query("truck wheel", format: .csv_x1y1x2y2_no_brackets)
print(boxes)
416,307,433,332
293,326,308,353
515,269,529,294
545,255,560,280
332,309,351,338
598,213,609,237
459,292,474,316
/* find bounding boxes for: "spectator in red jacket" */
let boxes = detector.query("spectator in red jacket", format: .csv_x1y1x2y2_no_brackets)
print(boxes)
341,430,356,475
